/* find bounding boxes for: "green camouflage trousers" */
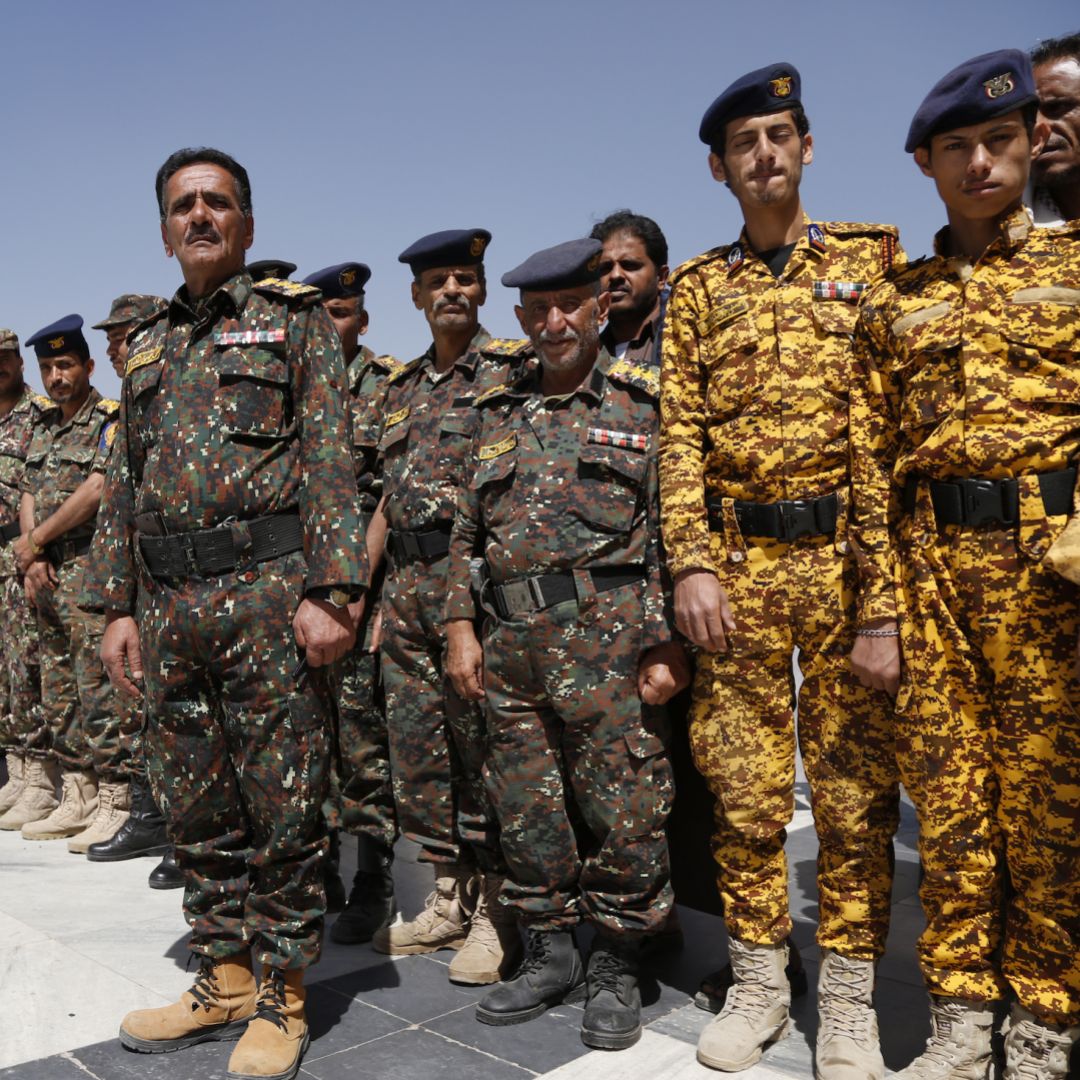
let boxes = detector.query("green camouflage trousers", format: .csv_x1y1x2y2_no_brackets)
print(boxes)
0,573,45,755
381,555,498,869
138,551,331,970
482,581,674,936
36,554,127,779
689,528,899,961
896,500,1080,1025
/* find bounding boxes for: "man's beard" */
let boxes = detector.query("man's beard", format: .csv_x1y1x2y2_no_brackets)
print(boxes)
535,318,600,372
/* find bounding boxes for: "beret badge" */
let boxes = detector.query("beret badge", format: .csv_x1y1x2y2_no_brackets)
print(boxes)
49,336,65,349
470,235,488,258
769,76,793,98
983,72,1015,99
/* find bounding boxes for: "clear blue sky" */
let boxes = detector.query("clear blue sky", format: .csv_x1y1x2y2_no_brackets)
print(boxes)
2,0,1075,398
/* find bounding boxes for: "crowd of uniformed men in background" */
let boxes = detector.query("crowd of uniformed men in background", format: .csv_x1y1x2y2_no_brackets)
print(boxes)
0,30,1078,1080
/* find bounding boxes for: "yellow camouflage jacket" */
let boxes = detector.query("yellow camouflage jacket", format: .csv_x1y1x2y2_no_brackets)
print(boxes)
851,208,1080,623
659,216,902,575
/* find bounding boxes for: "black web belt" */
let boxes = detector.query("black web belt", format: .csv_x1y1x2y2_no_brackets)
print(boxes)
138,511,303,580
387,525,452,563
0,519,20,546
492,566,644,618
707,492,838,541
903,468,1075,527
45,535,93,567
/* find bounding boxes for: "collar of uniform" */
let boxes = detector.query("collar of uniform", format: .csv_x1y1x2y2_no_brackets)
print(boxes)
600,310,658,355
56,386,102,432
419,324,491,375
932,205,1033,259
727,214,822,277
348,344,376,389
170,270,252,322
521,346,609,407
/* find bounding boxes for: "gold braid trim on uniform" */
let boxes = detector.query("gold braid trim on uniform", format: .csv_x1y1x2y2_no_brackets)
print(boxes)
481,337,533,357
606,358,659,397
97,398,121,415
252,278,321,299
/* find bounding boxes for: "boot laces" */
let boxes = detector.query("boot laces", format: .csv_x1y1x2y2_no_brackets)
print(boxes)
588,949,630,996
819,956,875,1043
517,929,553,977
1008,1018,1070,1079
465,889,499,948
253,969,289,1033
909,1000,979,1072
187,957,220,1013
724,944,785,1019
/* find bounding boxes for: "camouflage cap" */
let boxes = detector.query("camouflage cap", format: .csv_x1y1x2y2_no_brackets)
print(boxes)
0,328,18,352
92,294,168,330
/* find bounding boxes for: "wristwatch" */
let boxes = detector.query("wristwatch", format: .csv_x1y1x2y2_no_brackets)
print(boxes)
306,586,360,609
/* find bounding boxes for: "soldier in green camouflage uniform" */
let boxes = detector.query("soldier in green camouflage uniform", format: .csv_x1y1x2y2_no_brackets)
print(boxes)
370,229,529,987
850,51,1080,1079
445,238,687,1050
82,148,367,1080
13,316,127,850
301,260,402,943
0,330,50,826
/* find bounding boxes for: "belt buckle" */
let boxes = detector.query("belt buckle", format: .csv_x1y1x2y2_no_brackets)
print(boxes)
960,479,1003,526
499,579,533,616
778,500,815,541
180,533,200,577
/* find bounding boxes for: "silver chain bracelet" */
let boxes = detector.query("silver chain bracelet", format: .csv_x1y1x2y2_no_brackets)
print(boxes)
856,627,900,638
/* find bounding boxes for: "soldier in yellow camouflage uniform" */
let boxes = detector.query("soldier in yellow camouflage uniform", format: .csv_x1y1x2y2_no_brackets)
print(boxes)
659,64,901,1077
851,50,1080,1080
0,330,50,828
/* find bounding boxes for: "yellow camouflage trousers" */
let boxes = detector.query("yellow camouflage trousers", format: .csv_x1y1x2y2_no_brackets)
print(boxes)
896,512,1080,1024
690,529,898,960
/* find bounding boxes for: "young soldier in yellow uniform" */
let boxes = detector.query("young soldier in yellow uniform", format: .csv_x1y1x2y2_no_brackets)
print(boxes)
660,63,902,1077
851,49,1080,1080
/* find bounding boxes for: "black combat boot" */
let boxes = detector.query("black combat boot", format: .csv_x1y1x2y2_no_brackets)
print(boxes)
86,775,169,862
580,934,643,1050
330,836,397,944
476,928,585,1026
325,829,347,914
148,847,184,889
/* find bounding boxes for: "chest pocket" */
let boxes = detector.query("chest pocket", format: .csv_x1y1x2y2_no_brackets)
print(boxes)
351,399,382,451
1004,294,1080,365
438,409,479,482
215,348,292,441
811,301,860,399
891,305,962,435
53,444,97,492
574,442,648,535
128,362,164,447
470,444,517,520
701,314,762,421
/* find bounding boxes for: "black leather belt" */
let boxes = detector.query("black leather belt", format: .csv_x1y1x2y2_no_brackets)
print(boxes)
138,511,303,580
707,492,838,541
0,519,20,546
388,525,452,563
903,468,1075,527
45,535,94,567
492,566,644,618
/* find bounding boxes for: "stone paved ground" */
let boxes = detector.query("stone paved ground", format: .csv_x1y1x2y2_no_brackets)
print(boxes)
0,782,959,1080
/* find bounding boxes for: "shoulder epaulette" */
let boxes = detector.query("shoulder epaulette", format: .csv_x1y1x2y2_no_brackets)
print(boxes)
668,246,730,287
481,337,533,358
473,378,526,408
370,353,407,376
823,221,900,238
97,398,121,416
30,392,53,411
386,356,424,386
253,277,321,301
1043,218,1080,239
606,357,660,397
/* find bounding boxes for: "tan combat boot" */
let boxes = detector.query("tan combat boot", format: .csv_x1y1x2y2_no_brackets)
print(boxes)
449,873,523,984
372,863,476,955
0,758,59,831
1002,1004,1080,1080
697,938,790,1072
227,966,308,1080
119,953,257,1052
68,780,131,854
0,752,26,815
22,769,97,840
896,996,995,1079
815,949,884,1079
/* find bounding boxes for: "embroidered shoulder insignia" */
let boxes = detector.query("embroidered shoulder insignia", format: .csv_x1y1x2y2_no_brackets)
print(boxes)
606,358,660,397
371,353,406,375
99,421,118,451
386,357,424,385
31,392,53,410
253,278,320,299
478,433,516,460
126,346,163,375
385,405,410,428
482,338,533,357
98,398,121,416
823,221,900,239
472,380,524,408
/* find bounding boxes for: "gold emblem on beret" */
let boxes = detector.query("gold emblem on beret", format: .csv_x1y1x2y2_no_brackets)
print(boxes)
340,268,357,287
769,76,793,98
587,254,601,272
984,73,1015,99
470,235,488,258
49,336,65,349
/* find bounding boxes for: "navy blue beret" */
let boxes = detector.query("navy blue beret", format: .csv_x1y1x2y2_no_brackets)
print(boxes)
398,229,491,274
303,262,372,298
905,49,1036,153
699,62,802,147
25,314,89,360
502,238,604,291
247,259,297,281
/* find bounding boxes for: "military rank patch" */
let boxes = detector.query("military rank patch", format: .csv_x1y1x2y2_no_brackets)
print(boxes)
213,329,287,346
807,223,827,253
126,346,162,375
813,281,867,302
478,434,516,460
726,244,744,273
385,405,411,428
99,420,117,451
587,427,648,452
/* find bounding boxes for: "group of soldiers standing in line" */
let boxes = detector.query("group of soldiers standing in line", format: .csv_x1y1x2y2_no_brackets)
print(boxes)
0,29,1078,1080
